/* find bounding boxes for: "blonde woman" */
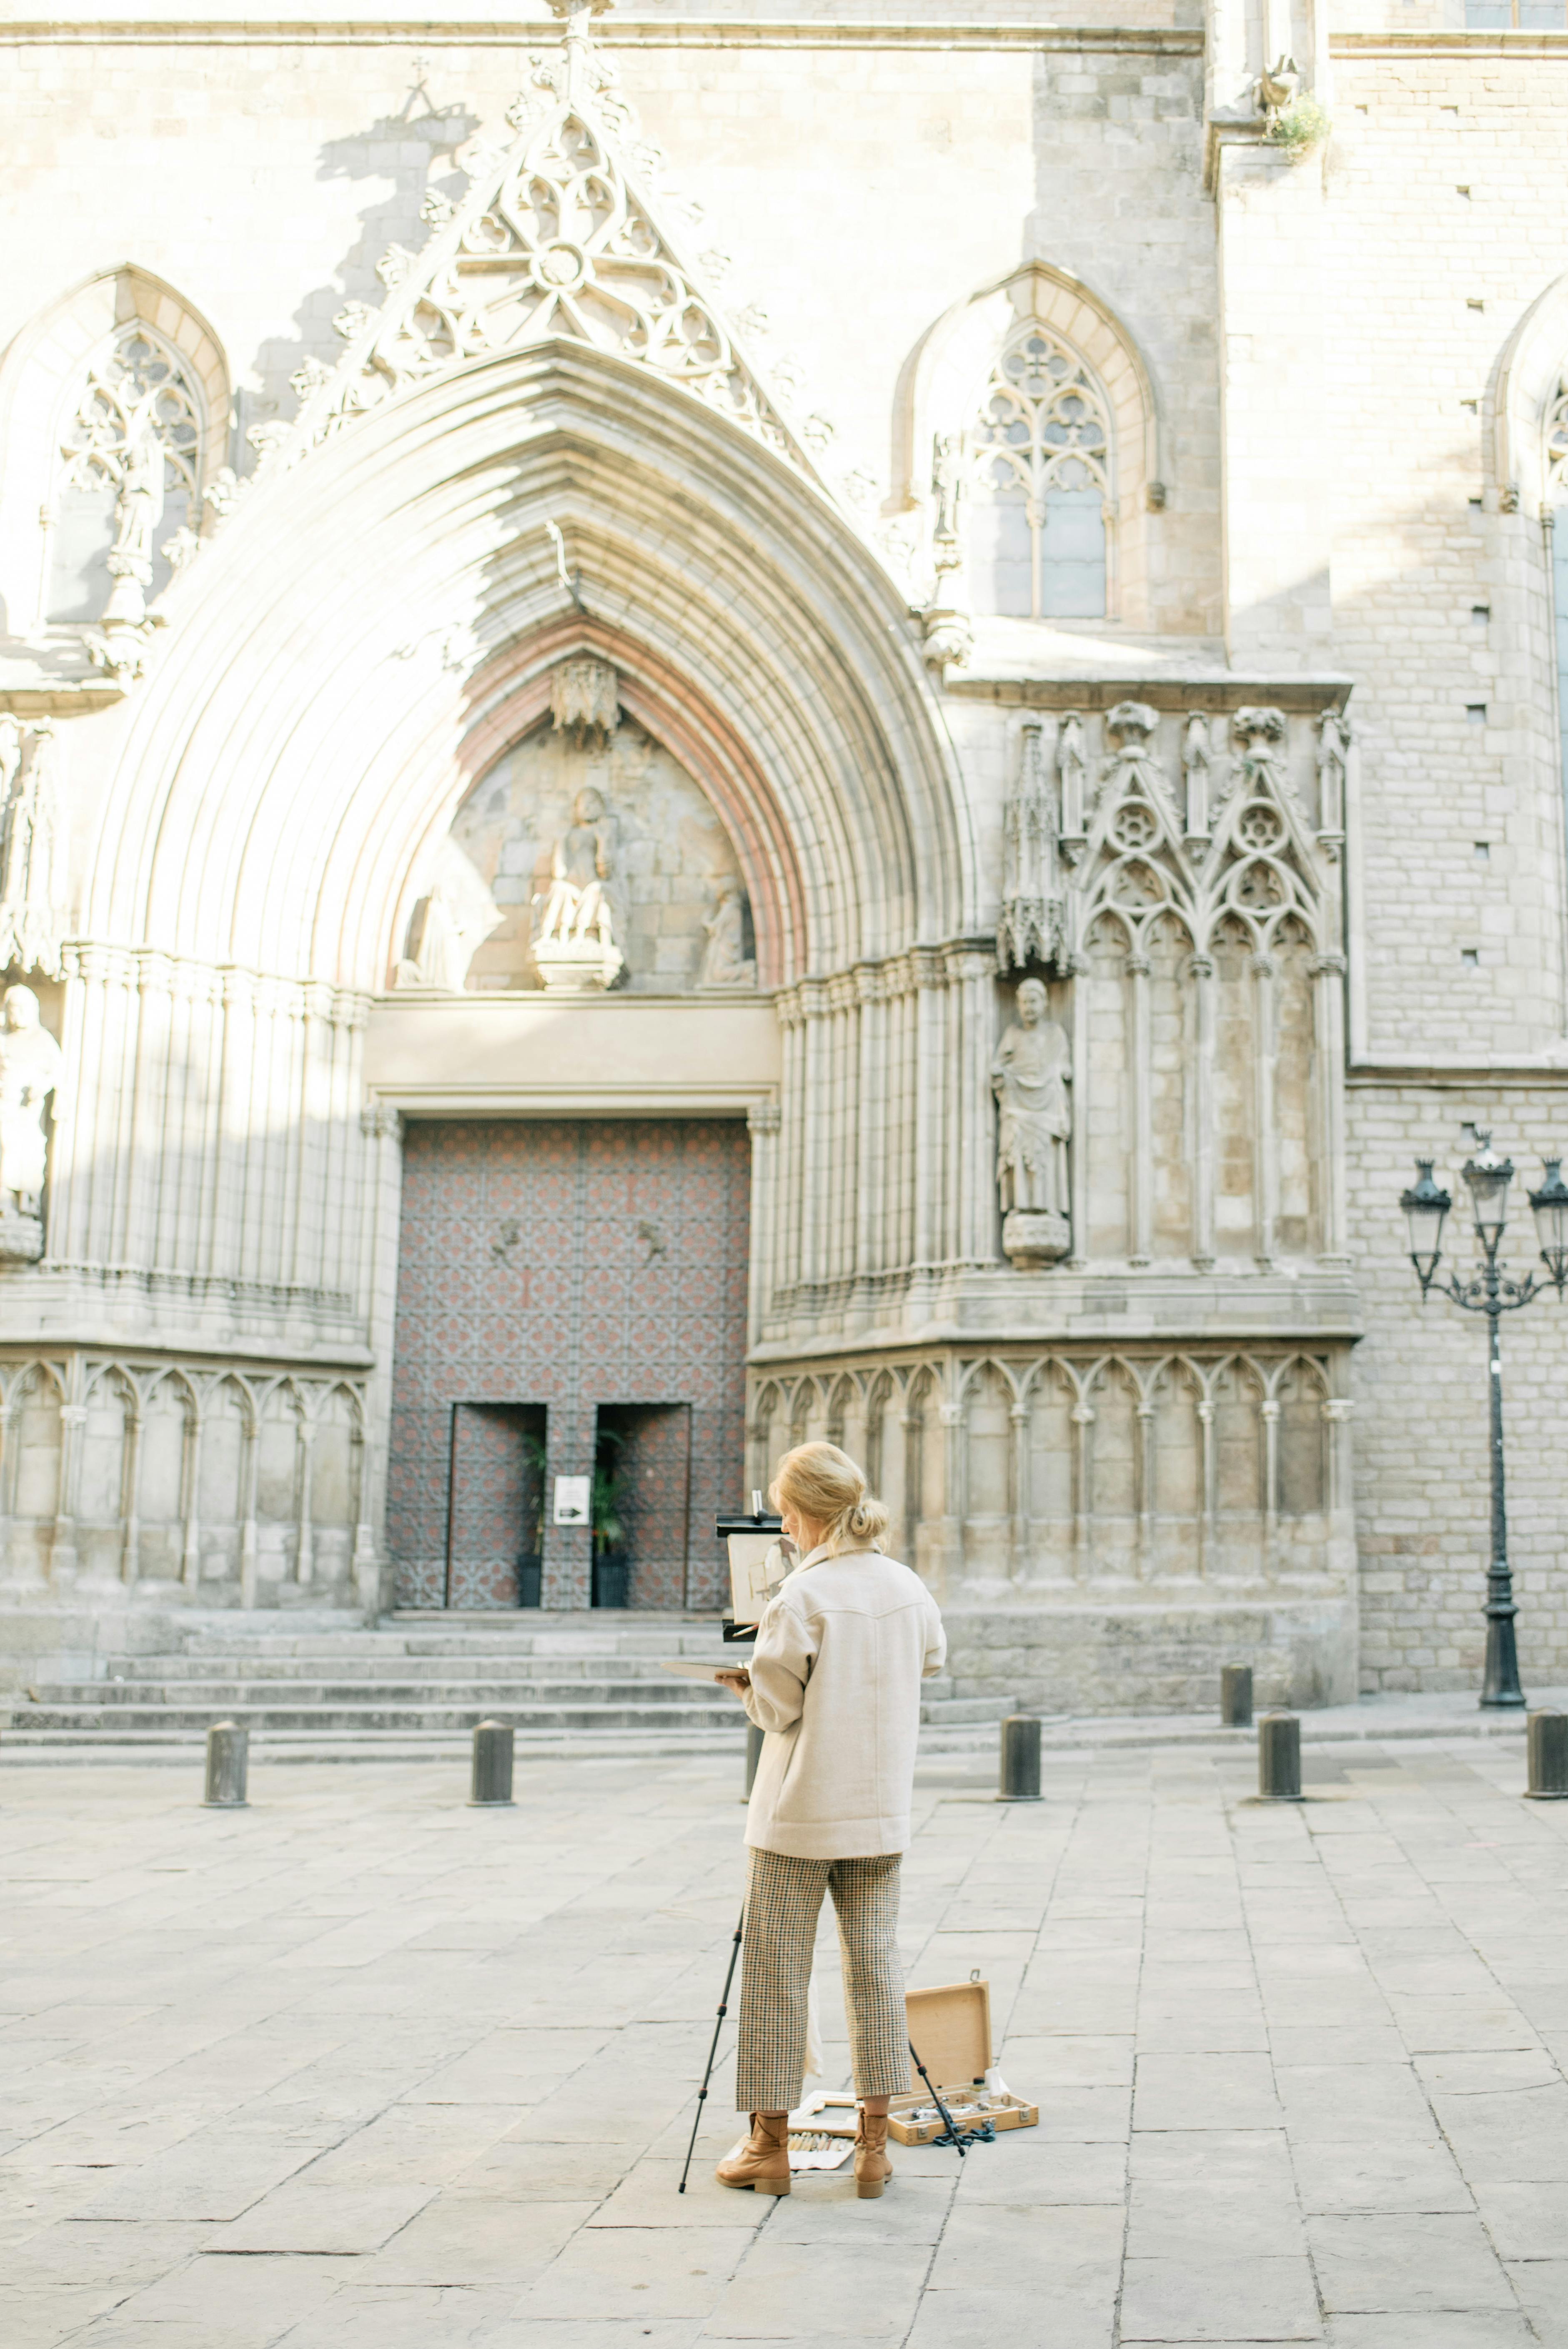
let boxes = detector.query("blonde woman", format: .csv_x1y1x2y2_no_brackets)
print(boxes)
714,1441,945,2199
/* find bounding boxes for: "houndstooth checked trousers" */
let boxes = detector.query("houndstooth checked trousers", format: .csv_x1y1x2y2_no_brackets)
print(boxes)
735,1848,909,2115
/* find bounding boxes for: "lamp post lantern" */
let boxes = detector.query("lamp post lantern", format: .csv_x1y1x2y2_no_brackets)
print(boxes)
1398,1138,1568,1709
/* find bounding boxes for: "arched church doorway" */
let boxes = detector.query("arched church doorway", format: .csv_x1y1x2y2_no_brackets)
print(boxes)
385,1117,749,1612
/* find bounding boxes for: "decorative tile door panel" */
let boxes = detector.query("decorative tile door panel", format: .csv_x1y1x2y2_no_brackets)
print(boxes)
444,1401,545,1609
596,1401,692,1610
388,1118,750,1608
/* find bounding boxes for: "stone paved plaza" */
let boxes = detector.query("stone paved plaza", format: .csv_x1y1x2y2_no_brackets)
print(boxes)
4,1731,1568,2349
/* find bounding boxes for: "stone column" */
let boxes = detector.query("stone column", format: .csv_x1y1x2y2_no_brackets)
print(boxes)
1189,951,1216,1268
118,1397,143,1588
853,963,883,1304
1135,1390,1156,1579
1067,951,1090,1268
1252,950,1278,1266
294,1412,317,1585
912,950,947,1288
1071,1395,1095,1583
50,1398,86,1588
946,946,998,1269
1196,1392,1217,1578
356,1103,405,1616
180,1394,204,1590
1312,950,1349,1262
1009,1396,1031,1589
1260,1394,1281,1574
1127,950,1153,1266
237,1400,261,1610
798,980,829,1296
1321,1395,1357,1596
745,1099,781,1351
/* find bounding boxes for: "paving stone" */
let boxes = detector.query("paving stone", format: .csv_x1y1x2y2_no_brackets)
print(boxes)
1290,2134,1473,2215
1132,2053,1284,2133
1308,2211,1517,2313
1118,2253,1322,2341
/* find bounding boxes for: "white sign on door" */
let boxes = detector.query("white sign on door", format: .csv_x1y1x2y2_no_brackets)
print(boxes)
553,1474,591,1526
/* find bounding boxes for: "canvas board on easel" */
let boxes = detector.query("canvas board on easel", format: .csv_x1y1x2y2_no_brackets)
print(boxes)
727,1531,797,1622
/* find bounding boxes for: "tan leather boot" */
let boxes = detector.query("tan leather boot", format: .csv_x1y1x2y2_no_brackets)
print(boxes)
715,2112,792,2195
854,2107,893,2198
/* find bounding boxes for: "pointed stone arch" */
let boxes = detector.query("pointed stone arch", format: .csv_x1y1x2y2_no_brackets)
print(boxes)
0,265,230,635
90,339,968,990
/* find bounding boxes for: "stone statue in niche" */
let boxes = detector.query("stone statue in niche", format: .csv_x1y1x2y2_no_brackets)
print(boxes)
0,718,67,980
696,872,756,990
532,785,625,991
992,976,1071,1267
0,984,65,1263
395,837,501,989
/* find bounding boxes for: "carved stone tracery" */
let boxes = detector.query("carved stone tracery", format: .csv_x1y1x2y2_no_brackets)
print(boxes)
969,323,1112,620
993,704,1343,1278
53,322,205,676
264,46,814,486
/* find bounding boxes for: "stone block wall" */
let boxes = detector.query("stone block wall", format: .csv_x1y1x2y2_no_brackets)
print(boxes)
1328,49,1568,1058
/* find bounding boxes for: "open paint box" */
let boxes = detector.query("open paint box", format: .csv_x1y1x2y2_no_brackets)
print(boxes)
889,1977,1038,2146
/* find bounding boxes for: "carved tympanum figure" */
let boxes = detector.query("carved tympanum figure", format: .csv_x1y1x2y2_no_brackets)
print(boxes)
396,837,501,990
0,985,64,1258
992,976,1071,1264
696,873,756,990
536,786,616,950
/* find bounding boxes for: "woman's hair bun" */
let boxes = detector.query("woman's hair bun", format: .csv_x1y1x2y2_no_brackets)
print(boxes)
769,1442,891,1554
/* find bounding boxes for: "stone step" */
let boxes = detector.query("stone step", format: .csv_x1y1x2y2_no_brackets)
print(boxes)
86,1651,732,1683
0,1720,1004,1761
21,1679,738,1714
10,1698,753,1734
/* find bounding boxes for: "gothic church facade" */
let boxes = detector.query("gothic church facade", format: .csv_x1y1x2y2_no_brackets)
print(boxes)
1,0,1565,1709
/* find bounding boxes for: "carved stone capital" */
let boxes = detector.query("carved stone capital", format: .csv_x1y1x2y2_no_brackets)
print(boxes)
360,1102,403,1143
746,1099,782,1137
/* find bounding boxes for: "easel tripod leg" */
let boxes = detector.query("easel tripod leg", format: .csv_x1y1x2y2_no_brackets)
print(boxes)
678,1905,746,2194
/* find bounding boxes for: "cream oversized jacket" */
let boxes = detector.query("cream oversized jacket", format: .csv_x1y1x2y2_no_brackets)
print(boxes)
740,1544,946,1860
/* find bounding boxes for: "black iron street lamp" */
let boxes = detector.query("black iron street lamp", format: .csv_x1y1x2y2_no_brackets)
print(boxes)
1399,1138,1568,1707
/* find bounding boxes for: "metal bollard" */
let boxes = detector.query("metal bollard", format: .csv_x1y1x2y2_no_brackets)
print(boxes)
743,1721,764,1801
997,1715,1042,1803
1525,1708,1568,1800
202,1721,249,1809
1220,1665,1254,1729
1257,1711,1302,1801
469,1720,515,1808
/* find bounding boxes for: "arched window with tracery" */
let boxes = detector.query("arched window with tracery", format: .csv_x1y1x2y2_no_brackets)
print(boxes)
49,321,204,623
969,326,1111,619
